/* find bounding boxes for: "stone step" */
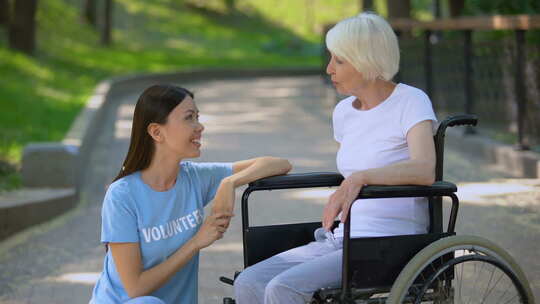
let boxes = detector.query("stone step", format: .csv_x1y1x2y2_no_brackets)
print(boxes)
0,188,77,241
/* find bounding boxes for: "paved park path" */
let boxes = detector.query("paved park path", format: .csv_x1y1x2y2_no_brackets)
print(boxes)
0,76,538,303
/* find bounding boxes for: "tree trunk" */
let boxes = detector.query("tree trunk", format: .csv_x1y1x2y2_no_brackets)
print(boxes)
101,0,112,45
387,0,411,18
361,0,374,12
9,0,38,54
83,0,97,27
0,0,10,27
448,0,465,17
387,0,410,36
224,0,234,12
433,0,442,19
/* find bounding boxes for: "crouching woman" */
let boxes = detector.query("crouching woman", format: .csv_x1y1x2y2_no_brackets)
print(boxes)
90,85,291,304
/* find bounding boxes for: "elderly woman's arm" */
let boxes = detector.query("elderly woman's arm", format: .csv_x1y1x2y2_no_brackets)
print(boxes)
351,120,436,186
211,157,292,215
322,120,436,230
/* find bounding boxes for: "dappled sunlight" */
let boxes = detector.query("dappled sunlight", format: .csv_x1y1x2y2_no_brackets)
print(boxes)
202,242,243,252
283,188,335,205
287,157,331,168
205,124,279,134
36,85,72,102
275,179,538,207
1,0,324,173
203,109,282,124
46,272,101,285
195,87,224,98
115,119,133,139
1,49,53,81
115,105,135,139
249,76,321,88
248,87,305,98
457,179,540,205
165,38,206,53
200,101,289,113
201,108,286,135
116,0,177,18
312,142,339,155
118,104,135,118
197,139,239,151
244,0,359,41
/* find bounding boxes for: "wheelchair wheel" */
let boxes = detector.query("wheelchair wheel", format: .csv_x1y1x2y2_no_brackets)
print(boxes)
387,235,535,304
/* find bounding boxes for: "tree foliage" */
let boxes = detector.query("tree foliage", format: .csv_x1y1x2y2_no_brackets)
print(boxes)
464,0,539,15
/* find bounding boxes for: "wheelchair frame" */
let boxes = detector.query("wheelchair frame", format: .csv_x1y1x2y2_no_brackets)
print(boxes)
221,115,535,304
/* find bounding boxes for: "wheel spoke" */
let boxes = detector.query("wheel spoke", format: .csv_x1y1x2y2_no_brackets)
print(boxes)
501,293,518,304
479,264,496,304
458,256,465,303
440,276,448,300
499,278,509,300
484,269,507,304
466,259,480,304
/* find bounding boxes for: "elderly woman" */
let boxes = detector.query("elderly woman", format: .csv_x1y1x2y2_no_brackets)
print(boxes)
233,12,437,304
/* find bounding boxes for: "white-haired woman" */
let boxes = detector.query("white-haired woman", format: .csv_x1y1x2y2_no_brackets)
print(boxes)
233,12,437,304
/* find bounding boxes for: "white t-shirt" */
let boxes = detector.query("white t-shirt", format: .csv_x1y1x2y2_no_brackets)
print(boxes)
332,83,437,238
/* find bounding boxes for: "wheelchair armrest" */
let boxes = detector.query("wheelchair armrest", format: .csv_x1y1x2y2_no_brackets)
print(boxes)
248,173,457,198
358,181,457,199
340,181,460,297
248,172,344,190
354,181,459,233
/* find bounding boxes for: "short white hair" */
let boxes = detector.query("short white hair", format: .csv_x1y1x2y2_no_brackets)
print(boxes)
326,12,400,81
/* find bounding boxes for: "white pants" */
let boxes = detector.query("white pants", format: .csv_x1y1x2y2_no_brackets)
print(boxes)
234,228,343,304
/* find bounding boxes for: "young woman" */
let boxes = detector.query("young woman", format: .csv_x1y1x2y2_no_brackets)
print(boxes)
234,12,437,304
90,84,292,304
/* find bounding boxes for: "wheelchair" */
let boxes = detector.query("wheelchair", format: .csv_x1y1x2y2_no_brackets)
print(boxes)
220,115,535,304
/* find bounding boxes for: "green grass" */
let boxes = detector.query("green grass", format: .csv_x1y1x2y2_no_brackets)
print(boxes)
0,161,19,192
0,0,363,191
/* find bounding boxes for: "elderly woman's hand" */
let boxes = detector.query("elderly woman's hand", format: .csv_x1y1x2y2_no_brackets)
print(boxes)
322,172,365,231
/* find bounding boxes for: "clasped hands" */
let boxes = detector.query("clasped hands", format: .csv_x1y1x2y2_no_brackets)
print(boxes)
322,172,365,231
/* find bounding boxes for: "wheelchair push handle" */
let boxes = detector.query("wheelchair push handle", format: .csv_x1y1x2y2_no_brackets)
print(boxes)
443,114,478,128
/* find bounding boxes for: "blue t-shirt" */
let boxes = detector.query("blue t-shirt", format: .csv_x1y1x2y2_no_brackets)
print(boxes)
91,161,233,304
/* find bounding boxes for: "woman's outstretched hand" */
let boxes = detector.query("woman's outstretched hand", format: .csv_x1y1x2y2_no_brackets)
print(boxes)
193,212,233,249
322,172,364,231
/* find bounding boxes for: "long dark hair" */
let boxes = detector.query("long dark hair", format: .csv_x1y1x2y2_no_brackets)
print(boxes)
113,84,194,182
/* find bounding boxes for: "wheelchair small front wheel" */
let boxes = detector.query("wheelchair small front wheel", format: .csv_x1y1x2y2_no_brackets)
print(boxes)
223,297,235,304
387,235,535,304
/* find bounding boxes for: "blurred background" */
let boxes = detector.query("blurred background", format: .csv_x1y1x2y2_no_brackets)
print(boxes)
1,0,539,193
1,1,540,303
